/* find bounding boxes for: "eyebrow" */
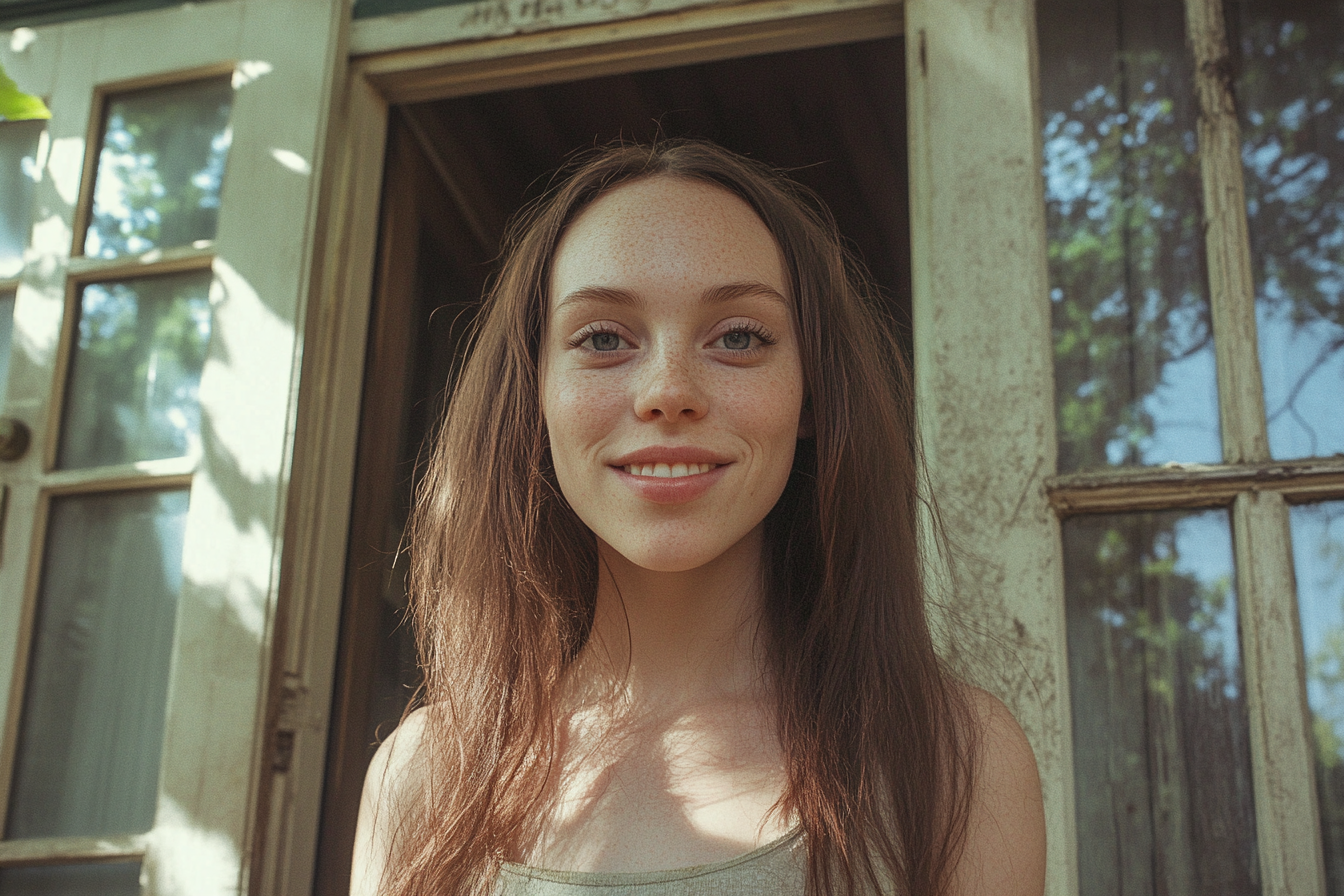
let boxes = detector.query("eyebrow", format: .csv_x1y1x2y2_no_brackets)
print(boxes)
553,281,788,312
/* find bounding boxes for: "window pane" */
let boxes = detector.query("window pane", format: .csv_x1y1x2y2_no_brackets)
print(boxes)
58,270,212,469
1291,500,1344,895
1231,0,1344,460
1039,0,1222,472
5,489,188,839
0,119,44,279
0,289,14,411
1064,509,1259,896
83,77,233,259
0,862,140,896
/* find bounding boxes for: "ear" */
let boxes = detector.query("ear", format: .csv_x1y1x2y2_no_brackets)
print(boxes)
797,403,814,439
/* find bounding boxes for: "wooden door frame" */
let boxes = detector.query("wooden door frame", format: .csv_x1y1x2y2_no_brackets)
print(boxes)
274,3,903,893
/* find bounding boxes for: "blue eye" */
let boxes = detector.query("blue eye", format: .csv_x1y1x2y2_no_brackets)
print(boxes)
715,325,775,351
722,331,753,350
589,332,622,351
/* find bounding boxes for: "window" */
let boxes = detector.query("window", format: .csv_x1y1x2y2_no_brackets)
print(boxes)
1039,0,1344,892
0,4,343,893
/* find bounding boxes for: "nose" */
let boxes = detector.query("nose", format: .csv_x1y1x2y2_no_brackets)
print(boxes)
634,344,707,422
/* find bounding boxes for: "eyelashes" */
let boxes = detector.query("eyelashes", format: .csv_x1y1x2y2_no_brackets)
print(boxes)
566,320,779,353
568,322,628,351
714,321,777,352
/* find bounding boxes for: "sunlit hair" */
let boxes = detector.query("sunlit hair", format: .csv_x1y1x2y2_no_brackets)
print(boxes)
386,139,976,895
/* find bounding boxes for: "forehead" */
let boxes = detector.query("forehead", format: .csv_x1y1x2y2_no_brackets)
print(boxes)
549,176,787,301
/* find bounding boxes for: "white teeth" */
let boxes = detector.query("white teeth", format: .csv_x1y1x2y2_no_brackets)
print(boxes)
623,462,718,477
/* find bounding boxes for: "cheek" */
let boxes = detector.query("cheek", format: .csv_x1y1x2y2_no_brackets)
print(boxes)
541,374,624,471
732,369,805,436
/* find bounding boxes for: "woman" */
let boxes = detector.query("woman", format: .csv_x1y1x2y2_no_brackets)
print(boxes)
351,139,1045,896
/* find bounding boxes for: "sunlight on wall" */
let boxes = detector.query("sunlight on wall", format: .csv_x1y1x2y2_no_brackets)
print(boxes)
232,60,273,89
11,223,65,364
180,475,272,640
270,148,311,175
149,795,240,896
8,28,36,53
46,135,82,207
203,258,293,481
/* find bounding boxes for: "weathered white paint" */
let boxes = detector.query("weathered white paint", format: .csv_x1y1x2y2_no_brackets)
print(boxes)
357,0,901,104
904,2,1075,894
254,71,387,896
1184,0,1271,466
351,0,889,55
1235,490,1327,896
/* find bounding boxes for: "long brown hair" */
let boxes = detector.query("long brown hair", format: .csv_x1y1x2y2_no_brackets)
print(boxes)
385,139,976,895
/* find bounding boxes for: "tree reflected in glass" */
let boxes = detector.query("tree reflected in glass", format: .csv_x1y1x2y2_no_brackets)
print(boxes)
1231,1,1344,460
1291,500,1344,895
84,78,233,259
1039,0,1221,473
1064,509,1259,896
59,271,212,469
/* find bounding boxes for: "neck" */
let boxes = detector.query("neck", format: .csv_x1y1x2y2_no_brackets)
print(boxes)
573,527,770,713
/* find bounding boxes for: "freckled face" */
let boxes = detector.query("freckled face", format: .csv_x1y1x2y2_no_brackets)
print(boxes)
540,176,805,573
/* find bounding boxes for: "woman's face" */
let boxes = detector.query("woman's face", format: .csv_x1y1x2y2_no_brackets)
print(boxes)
541,176,806,573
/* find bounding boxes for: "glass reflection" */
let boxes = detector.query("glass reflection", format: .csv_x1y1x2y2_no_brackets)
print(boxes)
1064,509,1259,896
0,290,14,411
59,270,212,469
1230,0,1344,460
84,77,233,259
0,119,44,279
1039,0,1223,472
5,489,188,839
0,862,141,896
1290,500,1344,895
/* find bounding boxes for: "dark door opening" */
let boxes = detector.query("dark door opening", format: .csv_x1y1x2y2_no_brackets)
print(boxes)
314,35,909,894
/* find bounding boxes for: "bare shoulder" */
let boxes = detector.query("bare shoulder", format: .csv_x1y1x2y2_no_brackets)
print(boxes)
951,686,1046,896
350,707,433,896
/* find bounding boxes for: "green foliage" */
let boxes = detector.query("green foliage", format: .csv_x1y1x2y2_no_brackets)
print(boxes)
84,78,232,257
1043,46,1210,472
61,274,212,468
0,62,50,121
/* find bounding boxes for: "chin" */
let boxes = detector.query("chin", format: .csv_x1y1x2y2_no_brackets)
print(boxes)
598,526,763,575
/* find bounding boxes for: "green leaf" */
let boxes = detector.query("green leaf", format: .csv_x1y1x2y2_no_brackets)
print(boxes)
0,62,51,121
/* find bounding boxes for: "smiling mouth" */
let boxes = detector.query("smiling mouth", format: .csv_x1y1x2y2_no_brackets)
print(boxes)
621,462,720,478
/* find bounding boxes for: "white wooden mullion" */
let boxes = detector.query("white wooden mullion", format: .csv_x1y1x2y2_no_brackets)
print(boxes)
1234,490,1327,896
1182,0,1325,890
1184,0,1270,466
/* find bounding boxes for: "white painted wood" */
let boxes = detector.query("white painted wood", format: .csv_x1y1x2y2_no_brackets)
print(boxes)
1234,490,1327,896
1184,0,1271,466
904,2,1075,895
254,72,388,896
357,0,901,103
0,832,147,865
0,3,346,893
350,0,888,55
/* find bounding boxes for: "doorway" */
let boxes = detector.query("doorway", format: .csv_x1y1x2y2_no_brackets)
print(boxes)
314,34,909,893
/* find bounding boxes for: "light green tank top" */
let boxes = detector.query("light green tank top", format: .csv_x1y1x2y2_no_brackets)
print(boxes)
494,829,806,896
